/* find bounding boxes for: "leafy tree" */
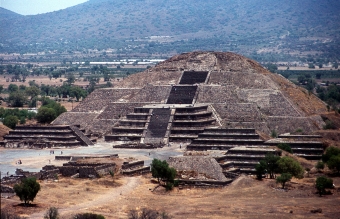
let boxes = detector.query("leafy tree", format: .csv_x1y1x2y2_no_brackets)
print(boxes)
8,84,19,92
3,115,18,129
0,85,3,94
8,91,27,107
264,153,281,179
277,156,304,179
13,177,41,206
151,159,176,185
255,160,267,180
322,146,340,163
70,86,87,101
25,86,40,100
276,173,292,189
315,176,333,196
44,207,59,219
41,97,67,116
327,155,340,174
277,143,292,153
36,107,57,124
66,73,76,84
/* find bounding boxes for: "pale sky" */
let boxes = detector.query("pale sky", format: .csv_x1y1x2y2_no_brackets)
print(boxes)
0,0,88,15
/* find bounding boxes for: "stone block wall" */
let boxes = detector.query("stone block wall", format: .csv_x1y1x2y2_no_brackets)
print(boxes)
129,85,172,103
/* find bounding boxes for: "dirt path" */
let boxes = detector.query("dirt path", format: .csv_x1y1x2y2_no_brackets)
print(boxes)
29,176,141,218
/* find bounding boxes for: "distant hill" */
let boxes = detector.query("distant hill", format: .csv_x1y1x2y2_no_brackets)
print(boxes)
1,0,339,60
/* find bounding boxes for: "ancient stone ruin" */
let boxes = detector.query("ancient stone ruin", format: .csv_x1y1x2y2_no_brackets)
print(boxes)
52,52,327,144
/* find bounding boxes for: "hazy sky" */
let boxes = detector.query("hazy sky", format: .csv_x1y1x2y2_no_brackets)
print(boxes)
0,0,88,15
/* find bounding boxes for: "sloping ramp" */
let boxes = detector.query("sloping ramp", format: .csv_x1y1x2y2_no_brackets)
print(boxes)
69,125,94,146
144,108,171,143
166,86,198,104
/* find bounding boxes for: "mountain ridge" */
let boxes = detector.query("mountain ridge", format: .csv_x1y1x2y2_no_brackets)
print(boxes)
1,0,339,59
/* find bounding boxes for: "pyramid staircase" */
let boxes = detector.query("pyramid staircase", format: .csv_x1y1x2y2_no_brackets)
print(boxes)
265,134,324,160
3,125,94,147
216,147,278,175
186,128,264,151
105,107,150,142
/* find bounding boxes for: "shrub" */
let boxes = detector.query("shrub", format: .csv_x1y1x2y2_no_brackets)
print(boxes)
322,146,340,163
255,160,267,180
277,157,304,179
73,213,105,219
277,143,293,153
327,155,340,174
270,130,277,138
44,207,59,219
276,173,292,189
128,208,172,219
1,211,23,219
315,161,325,171
323,120,336,130
3,115,18,129
13,177,41,206
315,176,333,196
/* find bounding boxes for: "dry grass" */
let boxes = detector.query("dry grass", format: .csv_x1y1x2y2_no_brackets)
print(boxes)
2,173,340,219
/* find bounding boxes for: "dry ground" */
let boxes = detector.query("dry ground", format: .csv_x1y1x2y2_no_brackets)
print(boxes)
2,173,340,219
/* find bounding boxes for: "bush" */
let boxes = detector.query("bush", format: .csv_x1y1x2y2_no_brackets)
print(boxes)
323,120,336,129
1,211,23,219
13,177,41,205
322,146,340,163
3,115,18,129
327,155,340,174
44,207,59,219
277,143,293,153
255,160,267,180
276,173,292,189
128,208,171,219
315,176,333,196
36,107,57,124
315,161,325,171
270,130,277,138
73,213,105,219
277,157,304,179
165,182,174,191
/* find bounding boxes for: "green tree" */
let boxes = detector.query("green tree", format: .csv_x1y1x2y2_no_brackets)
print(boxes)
255,160,267,180
70,86,87,101
327,155,340,174
8,91,27,107
66,73,76,84
3,115,18,129
277,143,292,153
0,85,3,93
151,159,176,185
8,84,19,92
315,161,324,171
36,107,57,124
276,173,292,189
25,86,40,100
264,153,281,179
322,146,340,163
44,207,59,219
277,157,304,179
13,177,41,206
315,176,333,196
